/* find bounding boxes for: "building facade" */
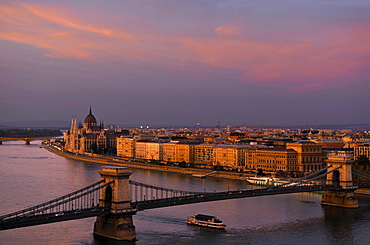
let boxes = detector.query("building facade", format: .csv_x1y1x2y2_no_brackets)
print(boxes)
193,144,216,166
117,137,136,158
64,107,120,154
246,148,298,172
354,143,370,160
213,145,251,167
162,142,177,163
286,140,324,173
175,143,194,163
115,138,325,174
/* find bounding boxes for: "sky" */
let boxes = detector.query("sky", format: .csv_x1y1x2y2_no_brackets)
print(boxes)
1,0,370,128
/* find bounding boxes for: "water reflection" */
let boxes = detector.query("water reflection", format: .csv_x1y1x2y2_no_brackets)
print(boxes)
322,196,370,245
1,142,370,245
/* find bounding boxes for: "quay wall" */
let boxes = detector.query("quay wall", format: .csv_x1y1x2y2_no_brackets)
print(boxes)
43,145,370,195
43,145,251,181
355,188,370,195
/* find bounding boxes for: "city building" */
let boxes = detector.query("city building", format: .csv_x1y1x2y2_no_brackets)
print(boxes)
354,143,370,160
213,145,252,168
175,143,194,163
117,137,136,158
245,148,298,172
194,144,216,166
286,140,324,173
64,107,123,154
162,141,178,163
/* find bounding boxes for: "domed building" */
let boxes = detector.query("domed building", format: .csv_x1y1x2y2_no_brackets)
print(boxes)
84,107,97,129
64,107,122,154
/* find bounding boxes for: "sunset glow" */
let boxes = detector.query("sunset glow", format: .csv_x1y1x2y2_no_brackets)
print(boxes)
1,1,369,126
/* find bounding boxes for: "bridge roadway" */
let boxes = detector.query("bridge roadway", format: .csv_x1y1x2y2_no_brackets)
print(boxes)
0,206,141,231
1,184,350,231
133,184,344,210
0,137,55,144
0,207,108,231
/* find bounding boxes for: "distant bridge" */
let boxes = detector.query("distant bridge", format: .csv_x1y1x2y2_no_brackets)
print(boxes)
0,137,57,144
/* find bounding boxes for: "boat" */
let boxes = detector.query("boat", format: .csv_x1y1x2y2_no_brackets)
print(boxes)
186,214,226,229
192,174,206,178
192,171,217,178
246,177,287,186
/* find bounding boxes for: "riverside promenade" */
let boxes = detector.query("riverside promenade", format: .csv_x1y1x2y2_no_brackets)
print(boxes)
43,144,252,181
42,143,370,196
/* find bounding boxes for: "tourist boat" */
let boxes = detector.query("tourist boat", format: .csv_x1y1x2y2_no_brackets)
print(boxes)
186,214,226,229
246,177,287,186
192,174,206,178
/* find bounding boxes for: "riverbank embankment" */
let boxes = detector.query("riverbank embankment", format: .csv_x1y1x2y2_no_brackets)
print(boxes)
43,145,252,181
43,145,370,195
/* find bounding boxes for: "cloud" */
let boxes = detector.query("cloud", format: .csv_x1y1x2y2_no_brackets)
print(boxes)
1,1,370,94
214,25,241,37
0,2,137,61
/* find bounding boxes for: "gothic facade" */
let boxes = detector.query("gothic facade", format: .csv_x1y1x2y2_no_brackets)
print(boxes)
64,107,118,154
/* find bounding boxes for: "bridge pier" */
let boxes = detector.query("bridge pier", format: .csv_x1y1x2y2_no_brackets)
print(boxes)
321,153,359,208
25,139,30,145
321,189,358,208
94,166,137,241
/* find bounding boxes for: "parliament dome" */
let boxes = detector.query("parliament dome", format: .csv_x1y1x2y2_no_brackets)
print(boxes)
84,107,97,127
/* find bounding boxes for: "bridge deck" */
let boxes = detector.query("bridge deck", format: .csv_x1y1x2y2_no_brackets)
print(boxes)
0,185,340,230
1,163,369,231
0,208,108,231
133,185,342,210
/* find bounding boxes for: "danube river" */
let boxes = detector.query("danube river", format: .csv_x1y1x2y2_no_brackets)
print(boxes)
1,141,370,245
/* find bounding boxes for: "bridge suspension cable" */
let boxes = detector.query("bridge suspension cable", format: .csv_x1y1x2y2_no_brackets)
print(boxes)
0,180,112,222
129,180,202,202
352,168,370,180
276,165,333,187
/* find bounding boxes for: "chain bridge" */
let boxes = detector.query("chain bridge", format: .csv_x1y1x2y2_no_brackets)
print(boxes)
1,159,370,241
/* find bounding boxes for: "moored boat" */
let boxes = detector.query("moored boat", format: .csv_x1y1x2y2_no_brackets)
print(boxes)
246,177,287,186
192,174,206,178
186,214,226,229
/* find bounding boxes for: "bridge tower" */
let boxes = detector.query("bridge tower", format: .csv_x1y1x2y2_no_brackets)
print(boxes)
94,166,137,241
321,153,359,208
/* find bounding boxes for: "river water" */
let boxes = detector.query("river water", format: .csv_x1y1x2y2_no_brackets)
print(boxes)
0,141,370,245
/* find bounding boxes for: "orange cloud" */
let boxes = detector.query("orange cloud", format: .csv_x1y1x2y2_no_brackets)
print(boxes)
214,25,241,37
0,2,136,61
1,2,369,93
179,23,370,92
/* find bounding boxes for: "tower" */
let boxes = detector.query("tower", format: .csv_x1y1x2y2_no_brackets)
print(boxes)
321,153,358,208
94,166,137,241
84,106,97,129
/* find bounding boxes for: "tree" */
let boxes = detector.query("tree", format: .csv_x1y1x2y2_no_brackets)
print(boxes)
354,155,370,166
213,165,224,171
90,143,98,153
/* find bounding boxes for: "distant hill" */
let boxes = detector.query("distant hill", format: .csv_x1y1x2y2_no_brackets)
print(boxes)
245,124,370,130
0,119,70,129
289,124,370,130
312,124,370,130
0,120,369,130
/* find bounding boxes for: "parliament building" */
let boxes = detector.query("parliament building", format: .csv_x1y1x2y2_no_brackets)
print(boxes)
63,107,120,154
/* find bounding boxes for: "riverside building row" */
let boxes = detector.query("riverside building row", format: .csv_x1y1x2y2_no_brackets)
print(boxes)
63,108,369,174
116,137,324,173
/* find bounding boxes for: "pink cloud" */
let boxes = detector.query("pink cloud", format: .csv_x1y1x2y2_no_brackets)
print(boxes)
214,25,241,37
1,1,369,94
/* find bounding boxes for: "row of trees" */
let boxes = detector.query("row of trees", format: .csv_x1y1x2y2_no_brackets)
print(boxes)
89,143,116,155
353,155,370,182
0,129,62,137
